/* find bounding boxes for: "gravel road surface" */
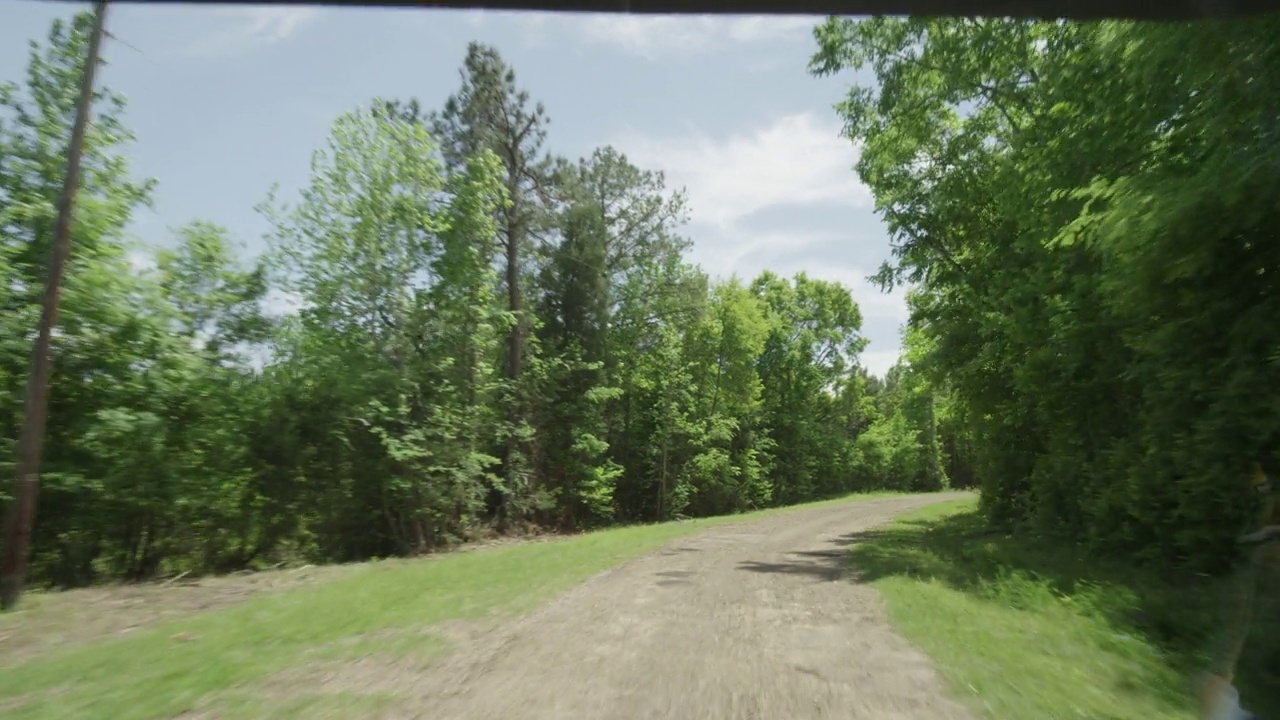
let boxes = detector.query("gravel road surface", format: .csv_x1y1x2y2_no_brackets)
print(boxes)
402,493,977,720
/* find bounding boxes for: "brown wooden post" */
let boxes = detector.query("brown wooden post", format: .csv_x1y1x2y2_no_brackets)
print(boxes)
0,0,109,611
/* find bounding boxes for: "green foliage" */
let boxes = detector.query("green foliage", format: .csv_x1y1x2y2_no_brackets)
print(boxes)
0,16,943,590
812,16,1280,571
752,271,870,503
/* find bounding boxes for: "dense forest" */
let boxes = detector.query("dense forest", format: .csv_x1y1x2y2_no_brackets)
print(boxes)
812,16,1280,571
2,11,1276,591
0,13,956,589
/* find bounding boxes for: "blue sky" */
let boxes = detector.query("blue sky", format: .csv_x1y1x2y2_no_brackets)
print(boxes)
1,3,907,375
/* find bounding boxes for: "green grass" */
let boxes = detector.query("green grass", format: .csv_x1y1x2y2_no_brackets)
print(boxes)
854,498,1280,720
0,491,897,720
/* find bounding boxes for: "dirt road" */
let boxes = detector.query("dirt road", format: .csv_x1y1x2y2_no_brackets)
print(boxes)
400,493,976,720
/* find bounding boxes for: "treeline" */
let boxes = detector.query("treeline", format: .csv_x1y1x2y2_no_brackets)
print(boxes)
813,16,1280,571
0,14,957,588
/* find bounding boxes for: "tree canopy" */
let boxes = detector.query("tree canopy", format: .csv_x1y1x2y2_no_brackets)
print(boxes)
812,15,1280,571
4,10,1272,590
0,17,950,589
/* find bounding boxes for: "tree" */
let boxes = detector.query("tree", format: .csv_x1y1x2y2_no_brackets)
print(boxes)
0,13,984,594
0,10,157,590
548,146,697,522
427,42,561,525
811,15,1280,569
535,203,621,525
156,221,272,365
681,278,772,515
262,105,509,556
752,271,868,502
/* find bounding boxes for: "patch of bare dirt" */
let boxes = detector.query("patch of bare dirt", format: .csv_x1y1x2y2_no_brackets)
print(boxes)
296,493,977,719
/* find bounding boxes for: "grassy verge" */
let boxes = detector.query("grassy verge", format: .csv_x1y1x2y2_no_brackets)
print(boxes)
855,498,1280,720
0,490,896,720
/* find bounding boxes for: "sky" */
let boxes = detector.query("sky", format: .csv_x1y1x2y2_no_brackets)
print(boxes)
0,3,909,376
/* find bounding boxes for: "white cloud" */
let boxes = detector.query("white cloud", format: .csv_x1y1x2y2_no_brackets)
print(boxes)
615,112,871,230
575,14,815,58
184,6,322,58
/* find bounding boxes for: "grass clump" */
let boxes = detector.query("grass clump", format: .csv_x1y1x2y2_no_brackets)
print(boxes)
854,498,1280,719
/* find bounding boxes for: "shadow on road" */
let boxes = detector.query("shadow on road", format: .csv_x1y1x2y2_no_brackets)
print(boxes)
735,530,891,582
659,546,704,556
734,506,1280,717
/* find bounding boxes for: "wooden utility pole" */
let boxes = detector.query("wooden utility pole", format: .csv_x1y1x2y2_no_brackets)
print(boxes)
0,0,109,611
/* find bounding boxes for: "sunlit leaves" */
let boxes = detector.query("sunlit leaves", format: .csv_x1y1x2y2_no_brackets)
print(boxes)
3,19,945,587
813,14,1280,569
